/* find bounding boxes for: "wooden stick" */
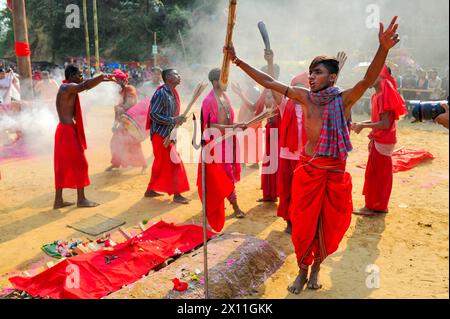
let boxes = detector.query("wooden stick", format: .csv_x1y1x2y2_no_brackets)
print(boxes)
209,110,277,148
163,82,208,147
220,0,238,89
118,227,132,240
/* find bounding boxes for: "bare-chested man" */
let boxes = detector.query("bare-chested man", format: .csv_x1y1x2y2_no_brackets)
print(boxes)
200,68,247,218
54,64,115,209
225,16,400,293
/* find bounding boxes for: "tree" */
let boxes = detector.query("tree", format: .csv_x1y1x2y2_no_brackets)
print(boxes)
0,0,220,63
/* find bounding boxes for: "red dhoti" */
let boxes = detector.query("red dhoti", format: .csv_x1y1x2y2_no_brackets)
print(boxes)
147,134,190,195
363,142,393,212
261,120,279,200
277,158,298,221
110,129,146,168
54,123,90,189
290,154,353,269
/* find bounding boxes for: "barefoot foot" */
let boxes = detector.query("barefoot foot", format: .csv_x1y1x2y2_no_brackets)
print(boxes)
105,165,118,172
256,198,278,203
353,207,387,217
288,270,308,294
307,266,323,290
173,194,190,204
53,201,75,209
285,221,292,234
77,199,100,208
144,190,164,198
233,209,245,219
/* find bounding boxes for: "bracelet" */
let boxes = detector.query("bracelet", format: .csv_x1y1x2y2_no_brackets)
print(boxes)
232,57,241,66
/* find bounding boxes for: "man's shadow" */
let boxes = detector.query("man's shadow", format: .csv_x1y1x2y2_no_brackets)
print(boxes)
326,215,386,298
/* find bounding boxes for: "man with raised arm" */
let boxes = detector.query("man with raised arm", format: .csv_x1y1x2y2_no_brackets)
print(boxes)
225,16,400,293
54,65,115,209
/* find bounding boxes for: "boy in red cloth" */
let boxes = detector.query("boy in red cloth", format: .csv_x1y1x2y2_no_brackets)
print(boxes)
144,69,190,204
352,65,407,216
105,69,147,173
54,65,115,209
225,16,400,293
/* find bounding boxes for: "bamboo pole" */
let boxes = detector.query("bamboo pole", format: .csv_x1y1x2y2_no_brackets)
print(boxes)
219,0,237,90
93,0,100,73
163,82,208,147
178,30,188,67
82,0,91,78
153,32,157,67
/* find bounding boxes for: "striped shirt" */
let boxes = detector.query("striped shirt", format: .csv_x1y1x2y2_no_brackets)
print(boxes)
149,85,178,139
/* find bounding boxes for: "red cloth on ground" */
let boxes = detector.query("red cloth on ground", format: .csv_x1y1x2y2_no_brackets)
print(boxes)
358,147,435,173
9,221,215,299
110,129,146,168
363,142,393,212
392,148,435,172
261,116,280,200
290,154,353,268
277,158,298,221
146,134,189,195
62,80,87,150
197,161,235,232
54,123,90,189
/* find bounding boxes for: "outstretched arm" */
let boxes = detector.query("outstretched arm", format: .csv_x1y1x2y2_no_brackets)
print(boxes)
352,112,392,134
342,16,400,112
64,74,116,94
225,45,309,106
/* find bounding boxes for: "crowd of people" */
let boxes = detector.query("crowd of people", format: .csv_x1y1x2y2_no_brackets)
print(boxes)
1,14,449,297
398,66,449,101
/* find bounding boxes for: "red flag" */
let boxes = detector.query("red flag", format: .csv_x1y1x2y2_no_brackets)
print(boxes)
7,0,12,11
197,162,235,233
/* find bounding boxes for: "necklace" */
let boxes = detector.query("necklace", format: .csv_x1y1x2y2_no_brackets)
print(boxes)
214,91,231,122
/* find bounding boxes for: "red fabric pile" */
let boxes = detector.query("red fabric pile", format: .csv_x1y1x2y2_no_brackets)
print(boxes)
358,148,435,173
9,221,215,299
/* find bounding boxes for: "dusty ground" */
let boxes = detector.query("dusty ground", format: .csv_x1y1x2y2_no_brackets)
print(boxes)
0,105,448,299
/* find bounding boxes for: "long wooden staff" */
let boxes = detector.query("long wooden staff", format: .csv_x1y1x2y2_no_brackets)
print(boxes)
208,109,277,149
219,0,238,90
163,82,208,148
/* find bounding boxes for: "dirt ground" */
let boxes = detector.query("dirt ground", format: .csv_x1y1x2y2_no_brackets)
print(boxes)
0,105,448,299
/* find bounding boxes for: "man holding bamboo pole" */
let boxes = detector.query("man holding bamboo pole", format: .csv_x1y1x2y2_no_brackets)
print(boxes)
144,69,190,204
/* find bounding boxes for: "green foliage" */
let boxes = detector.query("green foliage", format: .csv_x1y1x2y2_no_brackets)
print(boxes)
0,8,14,58
0,0,220,63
